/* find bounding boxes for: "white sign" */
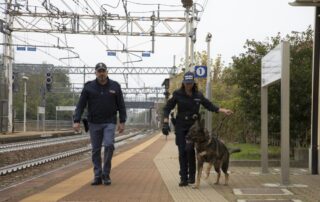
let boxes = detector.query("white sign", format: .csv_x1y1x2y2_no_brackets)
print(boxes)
261,44,282,87
37,106,45,114
56,106,76,111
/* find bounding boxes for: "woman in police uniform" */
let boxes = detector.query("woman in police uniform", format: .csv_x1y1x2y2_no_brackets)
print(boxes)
162,71,233,186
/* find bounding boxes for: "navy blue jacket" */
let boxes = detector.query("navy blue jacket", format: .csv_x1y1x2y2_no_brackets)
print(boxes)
163,88,219,126
74,78,127,124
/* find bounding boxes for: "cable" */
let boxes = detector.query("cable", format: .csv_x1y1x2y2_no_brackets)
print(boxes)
14,15,88,66
100,0,121,9
127,1,181,7
83,0,97,15
129,9,185,14
197,0,208,19
13,35,69,66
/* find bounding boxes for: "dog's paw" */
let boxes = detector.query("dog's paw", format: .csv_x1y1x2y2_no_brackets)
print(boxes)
192,185,199,189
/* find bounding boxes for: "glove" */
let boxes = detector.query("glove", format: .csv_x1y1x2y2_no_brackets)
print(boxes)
162,122,170,136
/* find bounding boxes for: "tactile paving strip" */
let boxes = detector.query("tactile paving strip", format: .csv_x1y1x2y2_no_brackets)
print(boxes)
233,188,293,195
237,200,302,202
154,136,229,202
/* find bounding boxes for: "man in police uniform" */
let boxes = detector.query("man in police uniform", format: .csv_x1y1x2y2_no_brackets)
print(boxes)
162,71,233,186
73,62,126,186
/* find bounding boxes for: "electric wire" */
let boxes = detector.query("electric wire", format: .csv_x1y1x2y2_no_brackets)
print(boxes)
13,35,69,66
126,1,181,7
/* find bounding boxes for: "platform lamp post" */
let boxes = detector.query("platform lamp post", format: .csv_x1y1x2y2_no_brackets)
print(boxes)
22,75,29,132
289,0,320,174
181,0,193,71
205,33,213,136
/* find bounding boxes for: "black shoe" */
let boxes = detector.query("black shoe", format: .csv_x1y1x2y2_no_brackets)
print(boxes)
188,178,195,184
91,178,102,185
103,175,111,185
179,181,188,187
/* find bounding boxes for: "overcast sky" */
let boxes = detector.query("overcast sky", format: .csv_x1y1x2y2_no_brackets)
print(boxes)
0,0,314,88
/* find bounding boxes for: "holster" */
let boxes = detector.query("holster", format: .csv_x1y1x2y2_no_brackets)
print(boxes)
82,118,89,132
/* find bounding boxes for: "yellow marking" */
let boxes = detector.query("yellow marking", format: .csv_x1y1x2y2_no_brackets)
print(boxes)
20,133,162,202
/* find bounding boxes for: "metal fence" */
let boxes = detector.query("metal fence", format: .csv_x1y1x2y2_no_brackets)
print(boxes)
13,120,73,132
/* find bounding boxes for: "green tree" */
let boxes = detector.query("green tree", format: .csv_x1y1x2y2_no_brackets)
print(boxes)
227,26,313,146
13,70,74,121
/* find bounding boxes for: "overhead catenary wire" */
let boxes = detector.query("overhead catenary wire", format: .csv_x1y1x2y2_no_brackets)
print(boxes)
13,35,70,66
126,1,181,7
13,15,88,66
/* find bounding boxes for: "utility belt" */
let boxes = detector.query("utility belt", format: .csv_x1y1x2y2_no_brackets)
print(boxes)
176,113,199,121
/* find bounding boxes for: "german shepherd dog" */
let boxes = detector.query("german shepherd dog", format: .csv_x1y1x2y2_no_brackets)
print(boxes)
186,118,240,189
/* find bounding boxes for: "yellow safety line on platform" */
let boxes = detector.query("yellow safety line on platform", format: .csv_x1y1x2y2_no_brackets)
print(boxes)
20,133,162,202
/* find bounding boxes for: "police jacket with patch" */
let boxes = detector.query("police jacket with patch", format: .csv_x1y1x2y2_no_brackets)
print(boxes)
163,88,219,126
74,78,127,124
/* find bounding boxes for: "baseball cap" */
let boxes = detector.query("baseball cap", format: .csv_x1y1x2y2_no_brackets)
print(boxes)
183,71,195,84
95,62,107,71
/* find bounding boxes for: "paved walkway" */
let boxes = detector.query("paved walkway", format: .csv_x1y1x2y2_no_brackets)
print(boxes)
6,132,320,202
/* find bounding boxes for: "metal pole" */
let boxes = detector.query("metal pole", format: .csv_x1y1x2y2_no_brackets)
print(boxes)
23,76,28,132
205,33,212,136
23,80,26,132
55,109,57,131
261,86,269,173
37,112,39,131
311,6,320,175
3,1,14,132
185,7,190,71
83,66,86,84
280,41,290,185
190,4,195,72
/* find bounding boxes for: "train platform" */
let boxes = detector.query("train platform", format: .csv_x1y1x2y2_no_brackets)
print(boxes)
1,132,320,202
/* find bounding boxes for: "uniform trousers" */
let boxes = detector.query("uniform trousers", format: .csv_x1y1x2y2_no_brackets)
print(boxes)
175,123,196,182
88,122,116,179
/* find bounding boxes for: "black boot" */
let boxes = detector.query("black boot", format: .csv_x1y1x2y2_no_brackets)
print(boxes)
103,175,111,185
91,178,102,185
179,180,188,187
103,146,114,185
187,177,195,184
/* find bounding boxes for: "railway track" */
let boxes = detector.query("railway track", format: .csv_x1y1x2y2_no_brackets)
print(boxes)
0,128,138,153
0,129,153,176
0,134,89,153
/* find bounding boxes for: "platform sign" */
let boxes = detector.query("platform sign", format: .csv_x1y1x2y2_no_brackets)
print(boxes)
142,52,151,57
261,44,282,87
194,66,207,78
260,41,290,185
27,47,37,51
56,106,76,111
107,51,116,56
37,107,45,114
17,46,26,51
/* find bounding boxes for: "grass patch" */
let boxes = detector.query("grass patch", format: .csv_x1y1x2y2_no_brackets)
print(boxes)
226,143,280,160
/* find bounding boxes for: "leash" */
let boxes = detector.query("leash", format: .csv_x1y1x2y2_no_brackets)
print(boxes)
214,115,230,139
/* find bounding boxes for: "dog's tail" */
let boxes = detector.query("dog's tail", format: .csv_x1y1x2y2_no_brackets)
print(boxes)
228,148,241,154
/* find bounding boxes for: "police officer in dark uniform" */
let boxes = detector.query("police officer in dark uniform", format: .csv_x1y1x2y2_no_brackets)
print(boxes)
162,71,233,186
73,62,126,186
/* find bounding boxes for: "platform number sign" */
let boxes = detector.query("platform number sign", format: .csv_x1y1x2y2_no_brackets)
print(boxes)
194,66,207,78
